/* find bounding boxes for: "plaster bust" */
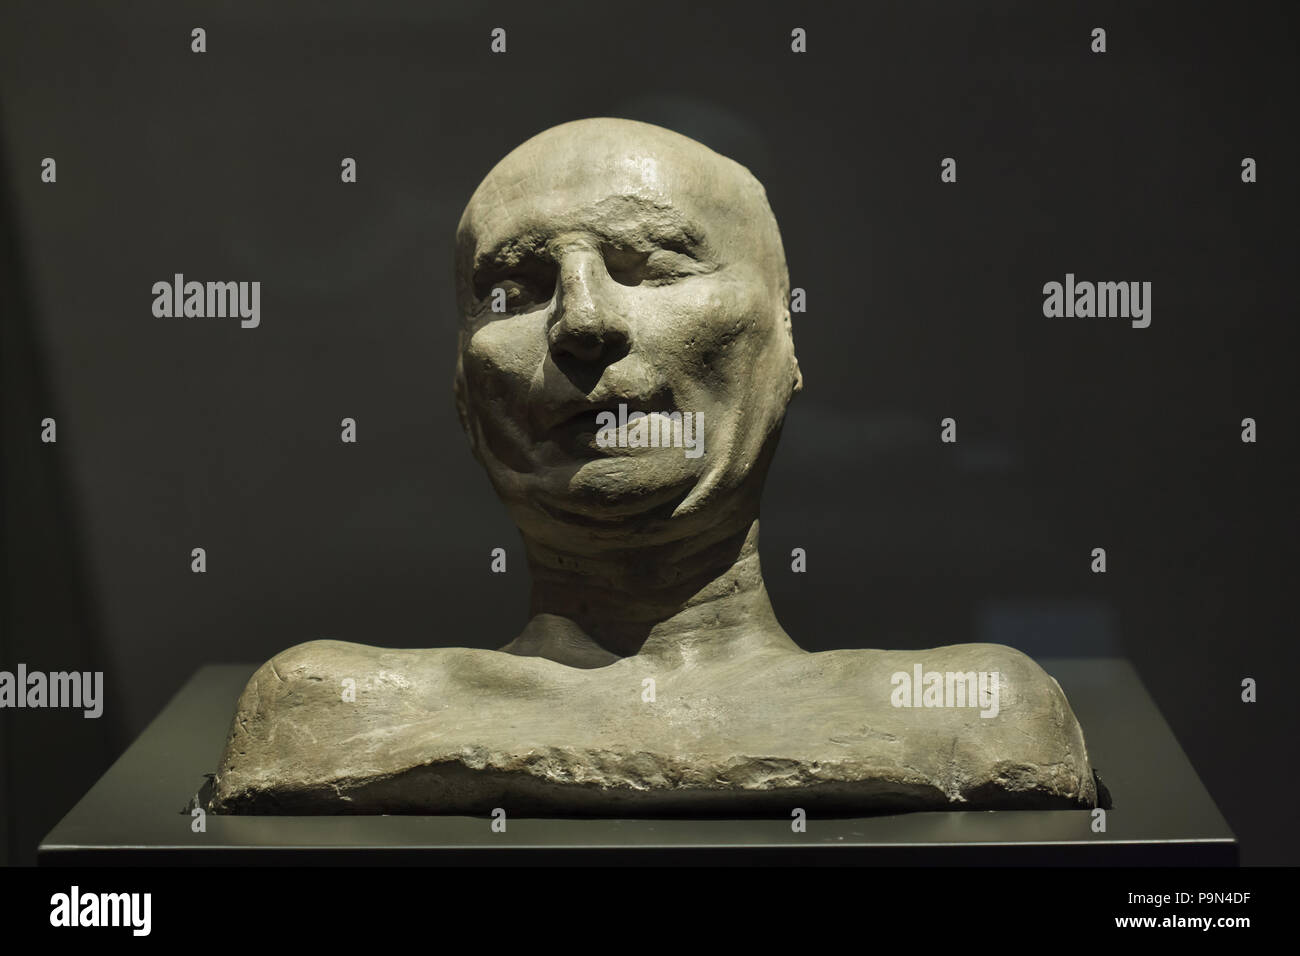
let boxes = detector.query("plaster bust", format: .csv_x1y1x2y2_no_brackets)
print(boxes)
211,118,1097,814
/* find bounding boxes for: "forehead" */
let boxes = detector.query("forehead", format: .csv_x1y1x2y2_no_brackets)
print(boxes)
461,132,738,265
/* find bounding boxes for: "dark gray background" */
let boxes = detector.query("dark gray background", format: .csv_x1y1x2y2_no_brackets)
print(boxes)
2,0,1296,865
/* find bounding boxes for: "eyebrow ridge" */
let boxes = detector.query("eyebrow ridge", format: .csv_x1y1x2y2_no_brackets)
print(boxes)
473,196,709,273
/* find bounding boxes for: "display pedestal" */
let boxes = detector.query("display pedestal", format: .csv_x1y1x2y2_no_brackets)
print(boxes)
39,659,1236,865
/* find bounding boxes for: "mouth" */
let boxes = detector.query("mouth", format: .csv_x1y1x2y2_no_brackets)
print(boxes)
538,394,681,455
549,403,623,435
542,403,626,455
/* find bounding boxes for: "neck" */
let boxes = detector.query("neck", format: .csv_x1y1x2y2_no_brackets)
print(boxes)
502,518,801,669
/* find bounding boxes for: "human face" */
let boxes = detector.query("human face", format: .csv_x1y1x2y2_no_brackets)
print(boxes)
455,121,795,544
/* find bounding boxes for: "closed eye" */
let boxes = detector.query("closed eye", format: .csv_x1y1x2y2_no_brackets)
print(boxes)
474,263,557,311
604,244,710,287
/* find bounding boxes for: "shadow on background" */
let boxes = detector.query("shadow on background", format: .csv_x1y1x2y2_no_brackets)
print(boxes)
0,117,123,865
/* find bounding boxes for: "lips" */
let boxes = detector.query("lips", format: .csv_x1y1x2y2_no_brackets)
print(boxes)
537,391,679,443
540,395,649,434
548,402,625,434
536,402,625,457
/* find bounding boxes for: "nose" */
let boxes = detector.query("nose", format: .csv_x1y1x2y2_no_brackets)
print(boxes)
547,241,630,366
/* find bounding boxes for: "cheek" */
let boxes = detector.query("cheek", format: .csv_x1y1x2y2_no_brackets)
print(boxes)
462,315,548,408
647,279,773,381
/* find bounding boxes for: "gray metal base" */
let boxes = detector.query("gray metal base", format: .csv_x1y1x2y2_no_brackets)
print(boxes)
38,658,1237,865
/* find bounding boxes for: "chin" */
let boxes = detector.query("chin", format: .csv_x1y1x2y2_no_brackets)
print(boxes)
502,468,697,540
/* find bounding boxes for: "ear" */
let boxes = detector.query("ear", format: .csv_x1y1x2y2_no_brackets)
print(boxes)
782,306,803,396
